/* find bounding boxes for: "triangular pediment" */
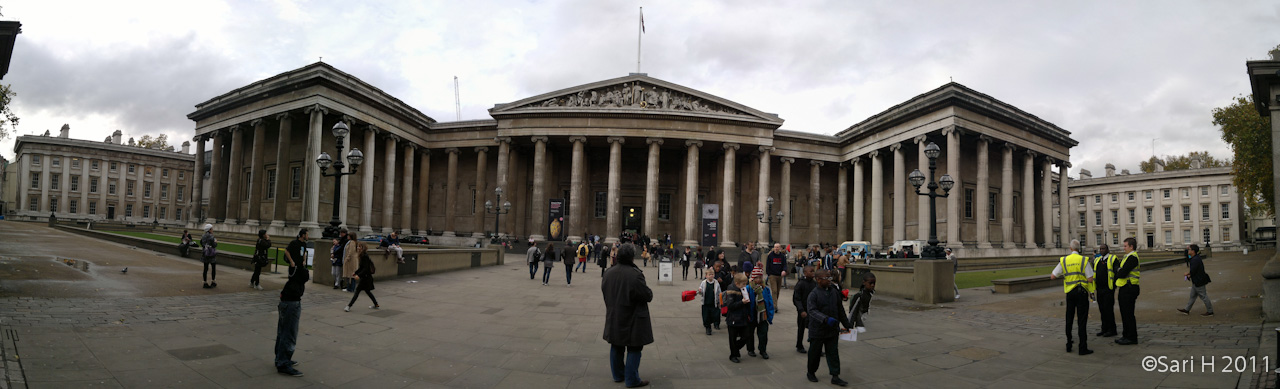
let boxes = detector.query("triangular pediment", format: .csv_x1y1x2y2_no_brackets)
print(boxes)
490,74,783,126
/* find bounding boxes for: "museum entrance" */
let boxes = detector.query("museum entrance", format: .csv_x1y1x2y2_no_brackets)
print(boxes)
1147,233,1154,249
623,206,642,235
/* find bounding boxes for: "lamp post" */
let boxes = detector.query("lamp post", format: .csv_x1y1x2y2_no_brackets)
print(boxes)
756,196,784,247
908,141,954,260
315,121,364,239
484,187,512,243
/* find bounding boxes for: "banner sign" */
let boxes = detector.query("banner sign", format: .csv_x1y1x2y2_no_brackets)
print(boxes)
548,198,565,241
701,204,719,247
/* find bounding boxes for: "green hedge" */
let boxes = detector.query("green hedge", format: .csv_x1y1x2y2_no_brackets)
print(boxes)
955,265,1056,289
103,230,294,266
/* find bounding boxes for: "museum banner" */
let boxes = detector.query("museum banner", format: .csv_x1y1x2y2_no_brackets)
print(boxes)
701,204,719,247
548,198,565,241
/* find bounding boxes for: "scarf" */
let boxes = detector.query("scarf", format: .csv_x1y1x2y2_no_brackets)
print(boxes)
754,284,767,321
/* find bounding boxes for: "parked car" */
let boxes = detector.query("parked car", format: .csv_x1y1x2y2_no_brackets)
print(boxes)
402,235,430,245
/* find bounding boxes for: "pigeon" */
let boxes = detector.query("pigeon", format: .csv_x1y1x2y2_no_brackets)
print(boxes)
121,267,128,274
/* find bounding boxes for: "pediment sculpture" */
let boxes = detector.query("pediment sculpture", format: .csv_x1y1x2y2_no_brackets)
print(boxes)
516,81,749,117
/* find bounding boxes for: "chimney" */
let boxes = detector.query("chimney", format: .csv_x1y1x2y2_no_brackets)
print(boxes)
112,130,122,145
1105,163,1115,177
181,141,191,154
1079,169,1092,179
1121,169,1130,175
1190,157,1203,169
1154,159,1165,172
58,124,69,138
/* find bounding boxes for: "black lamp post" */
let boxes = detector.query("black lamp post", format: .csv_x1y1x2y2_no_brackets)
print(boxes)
756,196,784,247
909,141,955,260
484,187,512,243
315,121,364,239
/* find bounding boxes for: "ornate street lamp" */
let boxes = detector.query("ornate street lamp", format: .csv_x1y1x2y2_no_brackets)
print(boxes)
316,121,364,239
484,187,512,243
909,141,954,260
756,196,785,247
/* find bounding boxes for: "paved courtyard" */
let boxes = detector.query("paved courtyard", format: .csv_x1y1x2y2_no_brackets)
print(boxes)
0,221,1272,388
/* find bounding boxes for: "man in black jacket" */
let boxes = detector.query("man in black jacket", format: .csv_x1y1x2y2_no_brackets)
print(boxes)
275,229,309,377
806,269,852,386
601,244,653,388
1177,244,1214,316
1093,244,1118,337
792,266,817,354
765,243,788,303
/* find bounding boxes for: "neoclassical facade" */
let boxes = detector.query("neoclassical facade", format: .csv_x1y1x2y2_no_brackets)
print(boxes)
10,125,195,223
187,62,1076,256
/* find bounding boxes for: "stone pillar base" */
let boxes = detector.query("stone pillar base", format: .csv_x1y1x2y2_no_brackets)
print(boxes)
719,241,736,249
402,229,415,236
381,227,394,234
680,240,699,248
224,218,239,225
604,237,619,245
977,242,993,249
269,220,286,228
359,225,374,234
471,232,485,238
529,234,546,242
1024,243,1038,249
244,219,260,227
443,231,457,237
945,242,963,249
299,221,321,230
1002,242,1016,249
567,235,583,244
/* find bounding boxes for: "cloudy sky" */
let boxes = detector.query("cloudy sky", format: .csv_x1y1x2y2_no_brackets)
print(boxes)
1,0,1277,177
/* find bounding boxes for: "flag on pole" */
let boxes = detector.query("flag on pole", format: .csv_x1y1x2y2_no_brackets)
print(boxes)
640,8,645,33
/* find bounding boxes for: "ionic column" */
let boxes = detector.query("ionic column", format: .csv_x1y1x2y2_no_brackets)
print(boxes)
359,126,378,233
569,136,588,242
944,126,962,248
837,162,848,240
642,138,663,240
270,113,292,228
779,157,793,247
209,131,225,221
809,160,823,245
401,143,416,234
495,137,512,236
1022,151,1037,248
246,119,267,226
606,137,625,244
870,150,884,249
225,124,244,224
682,140,703,247
382,134,399,233
915,135,929,240
300,104,327,229
852,156,864,241
975,135,992,248
416,148,431,235
891,143,905,244
756,147,773,245
443,147,460,237
1058,161,1071,249
1001,143,1015,248
721,143,739,248
1041,157,1053,248
471,146,489,238
528,137,547,241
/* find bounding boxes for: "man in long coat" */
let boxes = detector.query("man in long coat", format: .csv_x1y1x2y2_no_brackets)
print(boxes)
602,244,653,388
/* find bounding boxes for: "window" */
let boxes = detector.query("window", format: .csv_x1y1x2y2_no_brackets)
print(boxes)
1163,189,1170,198
1096,233,1103,246
989,192,997,220
657,193,672,220
290,166,302,199
1164,206,1171,222
1112,233,1119,245
71,159,80,169
71,176,79,192
51,175,60,190
29,172,39,189
1128,192,1135,201
470,188,477,215
49,198,57,213
1111,193,1118,202
179,171,184,180
162,168,169,178
159,207,166,219
125,204,133,217
110,162,118,171
1183,229,1191,243
176,208,183,221
1128,209,1135,224
1094,195,1101,204
1145,190,1152,200
108,182,117,195
1165,231,1172,245
1146,208,1152,223
1203,228,1210,243
32,156,40,166
160,184,169,200
88,202,97,215
91,177,100,193
1094,211,1102,226
594,192,607,218
1079,213,1086,227
70,199,78,214
127,181,135,196
1111,210,1118,225
562,190,572,216
1182,206,1190,221
177,186,185,202
91,160,99,169
1200,204,1209,220
1223,228,1231,242
266,169,276,200
964,188,974,219
28,198,36,211
143,205,150,219
1221,186,1229,196
1221,203,1230,219
1079,197,1085,206
1201,186,1208,196
1182,188,1189,198
52,157,60,167
128,164,135,174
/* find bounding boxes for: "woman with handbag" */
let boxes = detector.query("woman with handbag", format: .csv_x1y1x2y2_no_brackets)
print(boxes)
344,244,379,311
200,224,218,289
251,230,271,290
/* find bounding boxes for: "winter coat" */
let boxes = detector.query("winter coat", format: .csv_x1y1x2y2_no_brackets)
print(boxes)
696,279,722,307
601,263,654,347
793,276,817,313
342,239,359,279
542,246,557,268
746,284,776,324
1188,254,1212,287
806,284,852,340
562,246,576,267
526,246,541,264
848,288,873,328
253,238,271,267
354,253,376,291
596,247,609,268
723,289,750,327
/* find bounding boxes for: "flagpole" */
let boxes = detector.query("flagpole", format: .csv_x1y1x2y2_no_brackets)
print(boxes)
637,6,643,73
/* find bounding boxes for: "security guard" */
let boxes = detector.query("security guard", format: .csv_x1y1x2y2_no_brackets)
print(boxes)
1093,244,1118,338
1051,239,1094,355
1114,237,1141,345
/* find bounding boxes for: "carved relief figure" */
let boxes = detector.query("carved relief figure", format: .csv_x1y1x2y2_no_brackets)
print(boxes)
516,81,746,116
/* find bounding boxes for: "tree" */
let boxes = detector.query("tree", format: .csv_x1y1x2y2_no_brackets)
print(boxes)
1215,95,1273,217
0,84,19,141
1138,151,1230,173
136,134,169,150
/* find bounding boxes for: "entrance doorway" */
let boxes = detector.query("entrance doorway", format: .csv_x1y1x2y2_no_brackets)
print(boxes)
1146,233,1154,249
623,206,643,235
107,206,115,220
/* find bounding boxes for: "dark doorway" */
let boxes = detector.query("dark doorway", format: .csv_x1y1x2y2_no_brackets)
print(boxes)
623,206,642,234
107,206,115,220
1146,233,1154,249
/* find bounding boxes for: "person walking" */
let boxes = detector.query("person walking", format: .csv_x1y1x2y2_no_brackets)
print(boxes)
598,243,611,277
251,230,271,291
747,267,776,359
274,229,309,377
563,241,577,286
680,246,692,280
1050,239,1094,355
1115,237,1142,345
541,242,557,285
1178,244,1214,317
344,243,380,311
805,269,852,386
724,273,751,363
1093,244,1119,337
342,229,359,292
792,265,817,354
764,243,787,305
200,224,218,289
713,260,733,294
696,270,721,335
526,240,541,280
601,244,653,388
577,240,591,273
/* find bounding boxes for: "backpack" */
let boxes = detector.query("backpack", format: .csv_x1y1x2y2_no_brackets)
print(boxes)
533,249,543,262
578,244,589,258
202,243,216,257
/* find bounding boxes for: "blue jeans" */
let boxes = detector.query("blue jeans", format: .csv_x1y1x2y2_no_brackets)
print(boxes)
274,301,301,368
528,262,539,279
575,259,587,272
609,344,643,385
542,265,553,284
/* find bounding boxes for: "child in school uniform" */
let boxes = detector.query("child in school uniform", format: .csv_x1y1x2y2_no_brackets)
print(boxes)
848,272,876,333
696,270,722,335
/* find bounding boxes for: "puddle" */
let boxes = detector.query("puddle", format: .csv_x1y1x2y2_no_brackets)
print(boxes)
59,257,91,273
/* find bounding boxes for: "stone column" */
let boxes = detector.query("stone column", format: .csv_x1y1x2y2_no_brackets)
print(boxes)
300,104,326,230
270,113,292,228
1001,143,1015,248
416,148,431,234
17,153,28,216
944,126,961,248
756,147,773,245
401,143,416,234
975,135,992,248
58,156,68,215
721,143,739,248
870,151,884,249
852,156,864,241
80,158,89,217
246,119,267,226
209,131,225,221
891,143,905,244
682,140,703,247
168,162,178,222
381,135,399,233
1058,161,1071,249
606,137,625,244
495,137,512,236
837,162,848,241
1023,151,1037,248
528,137,547,241
98,158,110,219
779,157,793,247
116,156,127,220
809,160,823,245
915,135,929,240
443,147,460,237
642,138,662,240
569,136,588,242
472,146,489,238
359,126,377,233
1041,157,1053,248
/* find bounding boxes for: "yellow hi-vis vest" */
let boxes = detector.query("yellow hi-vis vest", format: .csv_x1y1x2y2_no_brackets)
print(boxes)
1115,252,1141,287
1093,254,1117,290
1060,253,1093,293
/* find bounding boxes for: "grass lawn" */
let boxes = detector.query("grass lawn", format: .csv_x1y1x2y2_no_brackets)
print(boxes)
103,230,294,266
955,265,1056,289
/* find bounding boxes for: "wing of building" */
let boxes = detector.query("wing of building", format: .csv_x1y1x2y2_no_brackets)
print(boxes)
183,62,1081,256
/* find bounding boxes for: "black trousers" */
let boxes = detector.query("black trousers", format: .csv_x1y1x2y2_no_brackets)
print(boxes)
750,321,769,353
1118,284,1140,341
807,336,840,376
1096,288,1116,334
348,289,378,307
701,304,720,329
796,314,808,348
728,326,749,358
1065,288,1089,347
250,264,264,285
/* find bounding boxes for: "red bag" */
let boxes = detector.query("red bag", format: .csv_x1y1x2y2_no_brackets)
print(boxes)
842,289,850,299
681,290,697,302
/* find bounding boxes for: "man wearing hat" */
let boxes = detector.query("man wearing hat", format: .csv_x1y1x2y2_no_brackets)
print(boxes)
745,266,776,359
